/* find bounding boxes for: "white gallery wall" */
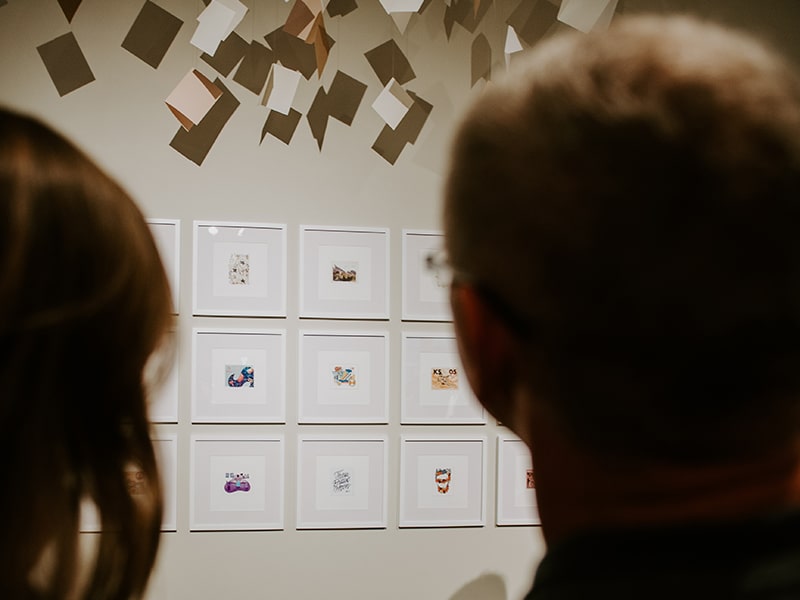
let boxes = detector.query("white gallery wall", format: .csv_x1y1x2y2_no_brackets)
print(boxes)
1,1,798,599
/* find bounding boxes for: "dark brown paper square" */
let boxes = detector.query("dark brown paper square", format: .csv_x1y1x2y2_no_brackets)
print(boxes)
232,41,275,95
306,87,329,150
201,32,248,77
326,70,367,126
471,33,491,86
37,32,95,97
326,0,357,17
261,108,302,145
364,39,415,86
264,27,317,80
507,0,558,46
283,0,315,37
122,0,183,69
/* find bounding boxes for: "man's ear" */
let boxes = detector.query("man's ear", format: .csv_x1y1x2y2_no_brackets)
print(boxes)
450,283,519,425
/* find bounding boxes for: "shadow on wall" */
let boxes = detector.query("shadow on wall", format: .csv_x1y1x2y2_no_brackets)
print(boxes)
448,573,507,600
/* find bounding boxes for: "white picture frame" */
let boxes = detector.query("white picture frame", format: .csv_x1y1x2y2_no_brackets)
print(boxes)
155,433,179,531
402,229,452,321
192,328,286,423
299,225,389,319
79,433,179,532
148,329,179,423
190,434,284,531
148,218,181,313
496,435,540,526
298,330,389,424
193,221,287,317
296,436,387,529
399,437,486,528
401,332,485,424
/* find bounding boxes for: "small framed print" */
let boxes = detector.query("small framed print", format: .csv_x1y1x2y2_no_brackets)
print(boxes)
192,328,286,423
402,230,452,322
298,330,389,423
401,332,485,424
299,225,389,319
496,435,540,526
80,433,179,532
148,219,181,313
193,221,287,317
190,435,284,531
399,437,486,528
296,436,387,529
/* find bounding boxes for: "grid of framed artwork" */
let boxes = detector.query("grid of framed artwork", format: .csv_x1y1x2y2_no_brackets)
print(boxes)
299,225,390,319
399,437,487,528
191,328,286,423
401,229,451,321
296,436,387,529
80,433,178,532
298,330,389,424
496,436,540,526
190,434,284,531
401,332,485,424
144,220,537,532
193,221,287,317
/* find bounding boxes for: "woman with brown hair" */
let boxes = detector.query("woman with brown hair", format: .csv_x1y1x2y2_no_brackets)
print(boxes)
0,107,173,599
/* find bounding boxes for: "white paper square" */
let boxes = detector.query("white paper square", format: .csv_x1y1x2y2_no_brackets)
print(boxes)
267,63,302,115
372,78,413,129
215,0,248,37
505,25,524,54
165,70,220,127
191,1,236,55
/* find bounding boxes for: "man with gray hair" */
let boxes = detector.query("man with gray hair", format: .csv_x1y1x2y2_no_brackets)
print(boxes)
444,15,800,599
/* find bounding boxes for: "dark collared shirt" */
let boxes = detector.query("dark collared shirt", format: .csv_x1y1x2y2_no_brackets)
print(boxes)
526,510,800,599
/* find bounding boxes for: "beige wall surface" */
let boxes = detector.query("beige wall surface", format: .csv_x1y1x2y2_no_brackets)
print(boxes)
1,1,798,599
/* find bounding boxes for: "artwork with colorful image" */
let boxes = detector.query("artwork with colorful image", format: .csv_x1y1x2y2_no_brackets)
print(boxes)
435,467,452,494
431,367,459,390
226,365,255,388
332,469,353,495
332,365,357,387
526,468,535,489
228,253,250,285
331,262,357,282
224,472,251,493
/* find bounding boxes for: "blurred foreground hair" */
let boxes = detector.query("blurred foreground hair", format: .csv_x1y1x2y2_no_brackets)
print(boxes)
0,108,172,599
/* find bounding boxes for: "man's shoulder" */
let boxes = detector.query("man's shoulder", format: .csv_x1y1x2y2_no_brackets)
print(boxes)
527,510,800,600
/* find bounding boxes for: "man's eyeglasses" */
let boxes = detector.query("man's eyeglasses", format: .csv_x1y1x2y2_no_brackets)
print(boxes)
424,249,534,338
